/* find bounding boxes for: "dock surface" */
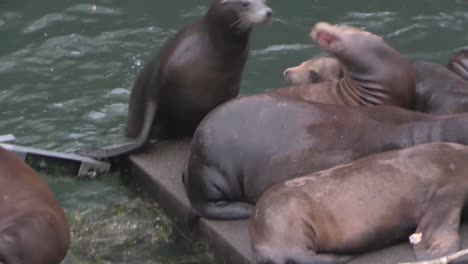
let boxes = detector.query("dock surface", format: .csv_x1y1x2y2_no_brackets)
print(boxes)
125,140,468,264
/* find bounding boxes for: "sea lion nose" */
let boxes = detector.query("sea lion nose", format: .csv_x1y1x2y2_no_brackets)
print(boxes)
283,69,290,77
265,9,272,20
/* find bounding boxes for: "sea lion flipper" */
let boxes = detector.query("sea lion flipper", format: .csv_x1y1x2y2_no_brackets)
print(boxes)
196,201,254,220
76,100,158,159
412,201,461,261
75,140,158,159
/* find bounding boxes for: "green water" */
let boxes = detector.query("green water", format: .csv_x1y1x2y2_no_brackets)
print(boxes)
1,0,467,263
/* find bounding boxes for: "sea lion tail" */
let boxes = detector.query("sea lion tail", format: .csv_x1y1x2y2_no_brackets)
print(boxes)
75,140,157,159
76,100,158,159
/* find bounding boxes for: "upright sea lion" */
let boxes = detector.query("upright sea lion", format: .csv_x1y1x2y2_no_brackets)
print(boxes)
447,49,468,81
284,55,468,114
250,142,468,263
77,0,272,158
183,93,468,220
274,22,415,108
0,146,70,264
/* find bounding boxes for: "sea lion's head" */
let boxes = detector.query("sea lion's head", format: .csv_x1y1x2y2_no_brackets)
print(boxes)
283,57,342,85
214,0,272,32
310,22,388,72
448,49,468,81
311,22,381,54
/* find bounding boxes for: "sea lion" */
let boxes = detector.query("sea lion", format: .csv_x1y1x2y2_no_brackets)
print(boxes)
284,55,468,114
273,22,415,108
250,142,468,263
183,93,468,220
0,146,70,264
447,49,468,81
413,60,468,114
77,0,272,158
283,56,342,85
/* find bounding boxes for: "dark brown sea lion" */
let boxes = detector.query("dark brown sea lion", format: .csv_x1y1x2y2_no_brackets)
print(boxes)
0,146,70,264
284,54,468,114
183,93,468,220
447,49,468,81
77,0,272,158
274,22,415,108
413,60,468,114
250,142,468,263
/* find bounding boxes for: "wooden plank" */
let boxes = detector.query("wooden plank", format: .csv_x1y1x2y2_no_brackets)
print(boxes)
124,139,468,264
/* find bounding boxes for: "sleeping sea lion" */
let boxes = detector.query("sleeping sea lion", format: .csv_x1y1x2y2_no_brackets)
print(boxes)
273,22,415,108
183,91,468,220
250,142,468,263
284,51,468,114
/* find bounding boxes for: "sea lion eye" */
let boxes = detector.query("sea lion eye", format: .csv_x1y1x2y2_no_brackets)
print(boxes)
309,70,320,82
241,1,250,8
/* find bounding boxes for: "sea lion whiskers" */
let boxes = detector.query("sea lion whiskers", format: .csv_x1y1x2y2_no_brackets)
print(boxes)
230,6,271,32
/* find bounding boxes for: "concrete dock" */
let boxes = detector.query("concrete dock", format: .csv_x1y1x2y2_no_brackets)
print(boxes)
124,140,468,264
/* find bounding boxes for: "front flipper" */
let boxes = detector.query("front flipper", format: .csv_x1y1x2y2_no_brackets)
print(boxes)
76,100,158,159
193,200,254,220
412,198,462,261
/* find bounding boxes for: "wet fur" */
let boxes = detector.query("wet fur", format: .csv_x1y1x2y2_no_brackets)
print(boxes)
250,143,468,263
76,0,271,158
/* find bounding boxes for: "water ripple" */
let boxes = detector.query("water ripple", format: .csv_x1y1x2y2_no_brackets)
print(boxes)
181,5,207,18
345,11,397,19
24,13,77,33
253,44,313,56
386,24,425,38
66,4,122,16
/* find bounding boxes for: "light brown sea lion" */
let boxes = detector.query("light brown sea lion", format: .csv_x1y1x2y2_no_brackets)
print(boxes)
273,22,415,108
250,142,468,263
0,147,70,264
77,0,272,158
283,56,342,85
284,53,468,114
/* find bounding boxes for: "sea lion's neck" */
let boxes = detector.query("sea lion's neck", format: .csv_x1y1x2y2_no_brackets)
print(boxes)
335,71,386,106
336,43,415,108
203,5,250,49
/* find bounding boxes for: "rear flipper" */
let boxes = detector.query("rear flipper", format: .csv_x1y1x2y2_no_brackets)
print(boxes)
412,198,462,261
193,200,254,220
75,139,157,159
76,100,158,159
